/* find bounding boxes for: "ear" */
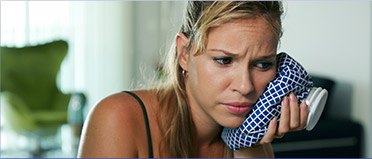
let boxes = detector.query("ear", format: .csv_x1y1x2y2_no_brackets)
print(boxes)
176,32,190,71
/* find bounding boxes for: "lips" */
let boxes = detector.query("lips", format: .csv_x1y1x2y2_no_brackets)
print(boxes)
223,102,253,115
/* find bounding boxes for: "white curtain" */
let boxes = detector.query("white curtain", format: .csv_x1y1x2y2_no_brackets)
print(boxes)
68,1,135,115
1,1,70,47
1,1,186,117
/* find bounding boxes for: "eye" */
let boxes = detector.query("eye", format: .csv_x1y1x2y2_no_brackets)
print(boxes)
255,61,273,70
213,57,233,65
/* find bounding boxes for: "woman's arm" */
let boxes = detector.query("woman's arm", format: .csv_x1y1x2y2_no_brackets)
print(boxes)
77,93,140,157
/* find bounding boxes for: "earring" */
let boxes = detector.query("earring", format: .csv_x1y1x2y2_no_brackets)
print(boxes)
182,69,187,77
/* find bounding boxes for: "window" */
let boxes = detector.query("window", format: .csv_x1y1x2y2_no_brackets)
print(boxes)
1,1,70,47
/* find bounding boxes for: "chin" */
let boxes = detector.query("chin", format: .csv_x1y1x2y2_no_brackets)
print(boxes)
220,116,246,128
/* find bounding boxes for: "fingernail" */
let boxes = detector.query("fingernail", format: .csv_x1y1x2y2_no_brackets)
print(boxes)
272,117,277,121
282,96,288,106
271,117,278,123
290,93,296,101
301,101,309,110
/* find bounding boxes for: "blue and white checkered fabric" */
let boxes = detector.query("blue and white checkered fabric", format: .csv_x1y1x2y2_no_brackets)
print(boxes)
221,52,314,150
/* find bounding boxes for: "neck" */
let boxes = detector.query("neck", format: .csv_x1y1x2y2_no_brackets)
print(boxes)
184,84,227,157
194,124,226,157
192,113,223,146
185,96,225,157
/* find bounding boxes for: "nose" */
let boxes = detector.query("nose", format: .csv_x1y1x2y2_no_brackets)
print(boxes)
231,69,254,96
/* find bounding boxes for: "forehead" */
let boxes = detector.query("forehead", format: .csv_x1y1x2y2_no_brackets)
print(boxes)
206,17,277,53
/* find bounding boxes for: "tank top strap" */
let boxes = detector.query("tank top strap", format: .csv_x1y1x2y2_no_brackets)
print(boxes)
123,91,154,158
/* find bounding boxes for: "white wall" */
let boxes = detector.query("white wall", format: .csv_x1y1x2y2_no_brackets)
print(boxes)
278,1,371,157
131,2,185,88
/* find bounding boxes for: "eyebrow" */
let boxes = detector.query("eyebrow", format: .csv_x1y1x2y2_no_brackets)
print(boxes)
257,53,276,60
208,48,277,59
207,49,238,57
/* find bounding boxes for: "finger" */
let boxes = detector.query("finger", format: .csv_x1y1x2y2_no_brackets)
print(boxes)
260,117,278,144
278,96,289,136
289,93,300,130
299,101,309,130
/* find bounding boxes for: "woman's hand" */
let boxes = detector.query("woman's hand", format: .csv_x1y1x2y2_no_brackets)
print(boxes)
234,92,309,158
260,92,309,143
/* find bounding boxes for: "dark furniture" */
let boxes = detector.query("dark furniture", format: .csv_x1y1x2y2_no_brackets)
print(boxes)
272,75,363,158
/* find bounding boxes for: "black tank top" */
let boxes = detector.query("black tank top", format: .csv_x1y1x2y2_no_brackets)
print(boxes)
123,91,154,158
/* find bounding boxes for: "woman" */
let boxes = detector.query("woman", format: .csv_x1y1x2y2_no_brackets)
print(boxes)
78,1,308,158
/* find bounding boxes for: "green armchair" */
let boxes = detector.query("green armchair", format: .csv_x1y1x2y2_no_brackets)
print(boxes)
0,40,86,157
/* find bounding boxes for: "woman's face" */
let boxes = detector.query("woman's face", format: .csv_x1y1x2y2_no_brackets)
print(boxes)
184,17,278,128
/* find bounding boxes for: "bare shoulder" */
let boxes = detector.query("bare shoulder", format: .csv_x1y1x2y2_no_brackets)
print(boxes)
77,90,158,158
88,91,147,119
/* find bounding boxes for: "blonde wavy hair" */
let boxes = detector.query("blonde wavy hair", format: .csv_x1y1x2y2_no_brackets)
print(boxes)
153,1,283,157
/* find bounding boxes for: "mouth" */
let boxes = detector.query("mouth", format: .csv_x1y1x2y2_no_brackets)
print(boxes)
223,102,253,115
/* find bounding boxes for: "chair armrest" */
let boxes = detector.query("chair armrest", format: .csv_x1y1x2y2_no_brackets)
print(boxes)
32,110,67,125
0,91,37,133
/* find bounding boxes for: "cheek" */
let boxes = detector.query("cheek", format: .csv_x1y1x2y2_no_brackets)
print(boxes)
190,61,228,92
253,69,276,94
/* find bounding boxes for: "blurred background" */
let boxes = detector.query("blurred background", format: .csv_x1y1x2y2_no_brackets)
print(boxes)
0,1,371,158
